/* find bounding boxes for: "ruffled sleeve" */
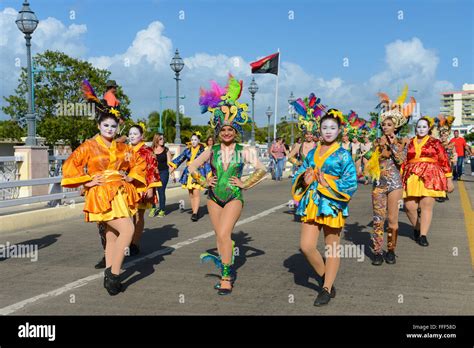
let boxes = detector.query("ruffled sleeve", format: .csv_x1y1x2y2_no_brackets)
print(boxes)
61,142,92,188
291,149,314,202
436,140,452,178
317,151,357,202
170,148,189,169
128,149,147,188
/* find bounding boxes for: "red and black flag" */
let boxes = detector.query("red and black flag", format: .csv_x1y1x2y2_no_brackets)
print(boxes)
250,52,279,75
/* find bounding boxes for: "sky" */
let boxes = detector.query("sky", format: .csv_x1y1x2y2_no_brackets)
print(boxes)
1,0,473,126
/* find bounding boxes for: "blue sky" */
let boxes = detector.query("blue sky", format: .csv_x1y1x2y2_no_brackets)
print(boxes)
1,0,473,124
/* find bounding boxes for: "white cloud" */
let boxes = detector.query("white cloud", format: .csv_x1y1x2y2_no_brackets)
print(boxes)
0,10,455,126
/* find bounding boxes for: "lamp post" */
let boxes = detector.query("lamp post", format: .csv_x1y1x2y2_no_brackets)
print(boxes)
288,91,296,146
16,1,39,146
170,49,184,144
248,78,258,145
266,106,273,149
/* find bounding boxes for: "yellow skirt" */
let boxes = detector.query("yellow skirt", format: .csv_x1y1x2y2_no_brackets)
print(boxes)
300,197,345,228
86,187,137,222
403,174,446,198
182,174,205,191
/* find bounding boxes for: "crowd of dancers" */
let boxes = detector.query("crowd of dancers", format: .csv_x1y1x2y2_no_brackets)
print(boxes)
61,77,461,306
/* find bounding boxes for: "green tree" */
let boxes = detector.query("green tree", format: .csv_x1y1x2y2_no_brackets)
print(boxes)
0,120,26,141
2,50,131,149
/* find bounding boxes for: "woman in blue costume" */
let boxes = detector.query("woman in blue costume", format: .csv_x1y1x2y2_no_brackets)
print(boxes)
169,131,211,222
292,109,358,306
188,74,267,295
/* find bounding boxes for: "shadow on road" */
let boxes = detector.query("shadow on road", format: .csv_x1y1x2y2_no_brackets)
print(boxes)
202,230,265,281
0,233,61,262
343,220,418,261
120,223,179,290
283,253,322,292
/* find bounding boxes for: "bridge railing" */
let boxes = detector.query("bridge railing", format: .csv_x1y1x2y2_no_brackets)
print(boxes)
0,155,263,209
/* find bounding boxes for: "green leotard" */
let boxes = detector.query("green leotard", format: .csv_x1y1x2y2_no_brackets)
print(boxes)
208,143,245,207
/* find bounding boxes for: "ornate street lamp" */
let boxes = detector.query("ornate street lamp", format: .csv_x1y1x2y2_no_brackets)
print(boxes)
288,91,296,146
266,106,273,149
16,1,39,146
170,49,184,144
248,78,258,145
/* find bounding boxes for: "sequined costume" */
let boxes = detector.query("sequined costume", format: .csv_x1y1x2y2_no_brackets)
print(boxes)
61,135,146,222
132,141,162,210
292,143,358,228
366,140,406,254
169,143,211,190
208,143,245,207
402,136,452,198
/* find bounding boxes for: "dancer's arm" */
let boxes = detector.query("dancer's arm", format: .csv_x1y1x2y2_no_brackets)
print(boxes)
187,148,212,187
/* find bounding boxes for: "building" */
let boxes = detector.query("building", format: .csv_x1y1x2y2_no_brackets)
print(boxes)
440,83,474,126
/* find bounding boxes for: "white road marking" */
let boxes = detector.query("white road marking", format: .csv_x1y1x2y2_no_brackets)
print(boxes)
0,202,287,315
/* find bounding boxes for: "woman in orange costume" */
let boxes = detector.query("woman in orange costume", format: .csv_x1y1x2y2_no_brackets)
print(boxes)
402,116,454,247
61,93,146,296
128,123,162,255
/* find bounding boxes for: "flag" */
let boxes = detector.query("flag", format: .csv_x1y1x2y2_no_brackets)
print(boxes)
250,52,279,75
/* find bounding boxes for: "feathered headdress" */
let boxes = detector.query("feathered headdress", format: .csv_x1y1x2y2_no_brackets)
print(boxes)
82,79,121,121
199,74,249,136
377,84,417,129
291,93,326,134
436,115,455,134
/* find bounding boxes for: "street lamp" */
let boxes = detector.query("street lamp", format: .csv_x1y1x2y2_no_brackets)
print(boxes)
266,106,273,149
288,91,296,146
16,1,39,146
248,78,258,145
170,49,184,144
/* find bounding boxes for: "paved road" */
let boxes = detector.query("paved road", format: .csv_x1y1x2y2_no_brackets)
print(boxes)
0,174,473,315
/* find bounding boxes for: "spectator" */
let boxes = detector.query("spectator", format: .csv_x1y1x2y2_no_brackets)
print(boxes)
270,137,287,181
449,130,472,180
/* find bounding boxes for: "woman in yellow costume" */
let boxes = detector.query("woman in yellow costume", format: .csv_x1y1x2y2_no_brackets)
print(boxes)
61,81,146,295
169,131,211,222
402,116,454,247
292,109,358,306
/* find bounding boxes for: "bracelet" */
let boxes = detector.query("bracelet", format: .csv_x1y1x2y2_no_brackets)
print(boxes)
242,169,267,189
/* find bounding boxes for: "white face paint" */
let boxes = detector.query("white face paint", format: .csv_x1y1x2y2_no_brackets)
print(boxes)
320,118,340,143
416,119,430,137
191,135,200,147
128,127,143,145
99,118,118,139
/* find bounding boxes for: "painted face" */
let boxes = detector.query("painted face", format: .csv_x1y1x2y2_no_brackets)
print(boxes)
304,132,313,142
416,119,430,137
191,135,200,147
219,126,236,143
381,118,396,136
98,117,118,139
128,127,143,145
320,118,340,143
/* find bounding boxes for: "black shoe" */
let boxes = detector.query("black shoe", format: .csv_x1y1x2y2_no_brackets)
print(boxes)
372,253,384,266
314,288,331,306
418,235,429,247
94,256,106,269
191,213,198,222
217,278,233,295
385,250,396,264
319,275,336,298
129,243,140,256
104,268,123,296
413,229,420,242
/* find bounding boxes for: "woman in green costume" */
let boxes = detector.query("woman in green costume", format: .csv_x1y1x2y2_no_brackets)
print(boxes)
188,74,267,295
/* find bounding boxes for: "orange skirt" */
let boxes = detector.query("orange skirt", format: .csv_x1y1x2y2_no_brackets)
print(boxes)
300,194,345,228
86,187,137,222
403,174,446,198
